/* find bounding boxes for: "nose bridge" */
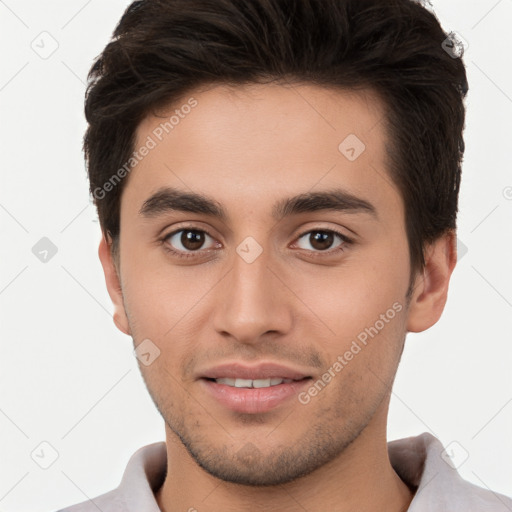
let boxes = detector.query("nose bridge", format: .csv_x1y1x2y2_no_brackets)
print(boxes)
213,241,291,342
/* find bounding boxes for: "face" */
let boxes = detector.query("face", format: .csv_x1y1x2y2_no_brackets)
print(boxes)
107,83,419,485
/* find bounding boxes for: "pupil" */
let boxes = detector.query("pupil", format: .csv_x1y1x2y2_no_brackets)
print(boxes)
311,231,333,250
182,230,204,250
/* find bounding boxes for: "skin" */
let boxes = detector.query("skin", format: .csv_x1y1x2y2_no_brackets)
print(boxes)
99,83,457,512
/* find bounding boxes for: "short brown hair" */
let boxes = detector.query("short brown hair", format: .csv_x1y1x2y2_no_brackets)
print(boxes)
84,0,468,282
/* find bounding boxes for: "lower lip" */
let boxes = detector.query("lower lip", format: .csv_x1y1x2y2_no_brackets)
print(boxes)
200,378,311,414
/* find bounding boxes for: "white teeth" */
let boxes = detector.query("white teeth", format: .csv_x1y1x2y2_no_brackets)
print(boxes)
214,377,294,388
253,378,271,388
234,378,253,388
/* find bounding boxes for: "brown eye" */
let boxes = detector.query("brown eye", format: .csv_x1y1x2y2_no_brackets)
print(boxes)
310,231,334,250
181,230,205,250
166,229,214,252
296,230,347,252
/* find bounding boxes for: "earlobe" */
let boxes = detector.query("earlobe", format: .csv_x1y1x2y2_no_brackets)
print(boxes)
98,233,131,336
406,231,457,333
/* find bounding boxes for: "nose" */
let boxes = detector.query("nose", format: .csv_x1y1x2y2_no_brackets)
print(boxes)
212,243,293,345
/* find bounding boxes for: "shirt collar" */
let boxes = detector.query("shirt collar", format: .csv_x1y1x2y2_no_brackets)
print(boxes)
389,432,512,511
118,441,166,511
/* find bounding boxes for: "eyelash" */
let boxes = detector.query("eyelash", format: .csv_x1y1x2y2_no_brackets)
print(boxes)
160,227,353,260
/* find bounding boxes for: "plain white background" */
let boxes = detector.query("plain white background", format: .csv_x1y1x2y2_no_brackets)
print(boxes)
0,1,511,510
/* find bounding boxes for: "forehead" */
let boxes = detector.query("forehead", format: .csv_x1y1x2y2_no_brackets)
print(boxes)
122,82,400,221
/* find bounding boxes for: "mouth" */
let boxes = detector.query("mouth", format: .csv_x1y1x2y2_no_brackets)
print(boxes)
204,377,301,388
200,377,312,414
198,363,313,414
198,361,312,382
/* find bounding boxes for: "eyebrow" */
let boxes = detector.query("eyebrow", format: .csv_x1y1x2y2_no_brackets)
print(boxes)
139,186,377,221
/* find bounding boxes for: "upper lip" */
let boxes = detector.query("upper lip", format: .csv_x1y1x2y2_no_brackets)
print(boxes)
198,362,312,381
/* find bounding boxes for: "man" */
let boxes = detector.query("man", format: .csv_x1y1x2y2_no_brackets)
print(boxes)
59,0,511,510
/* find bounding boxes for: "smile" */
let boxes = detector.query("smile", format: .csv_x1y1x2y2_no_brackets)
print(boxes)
212,377,294,388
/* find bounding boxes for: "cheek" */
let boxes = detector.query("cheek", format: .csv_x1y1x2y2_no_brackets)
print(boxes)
120,262,218,385
296,264,406,343
121,249,211,336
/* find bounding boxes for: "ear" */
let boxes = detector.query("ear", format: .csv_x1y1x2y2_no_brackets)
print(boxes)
98,232,131,336
406,230,457,333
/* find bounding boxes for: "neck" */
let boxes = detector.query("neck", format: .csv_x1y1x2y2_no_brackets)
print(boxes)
155,405,414,512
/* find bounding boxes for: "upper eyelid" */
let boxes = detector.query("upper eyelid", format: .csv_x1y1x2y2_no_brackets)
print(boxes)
163,224,217,241
292,229,352,249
